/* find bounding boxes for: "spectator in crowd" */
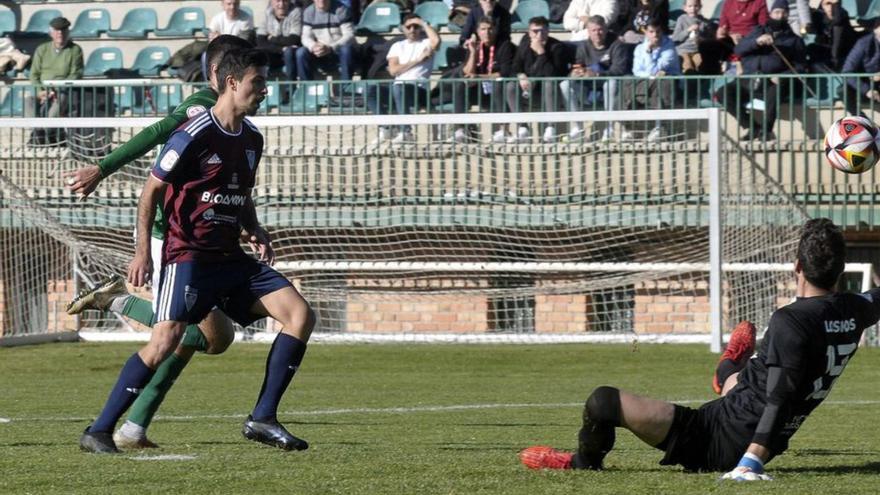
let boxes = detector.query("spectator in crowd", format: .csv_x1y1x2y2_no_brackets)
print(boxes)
615,0,669,44
561,15,630,141
450,17,515,142
209,0,255,42
709,0,768,75
297,0,356,80
502,16,568,143
370,14,439,144
562,0,618,41
0,36,29,73
257,0,303,80
458,0,511,46
27,16,83,144
671,0,715,74
621,18,680,142
841,22,880,118
766,0,809,36
807,0,857,72
717,0,806,141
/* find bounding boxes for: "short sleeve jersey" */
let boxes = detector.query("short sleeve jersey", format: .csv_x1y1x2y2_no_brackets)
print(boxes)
151,109,263,265
718,290,880,454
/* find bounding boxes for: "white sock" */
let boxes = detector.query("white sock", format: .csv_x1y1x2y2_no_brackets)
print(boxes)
108,295,130,314
118,420,146,439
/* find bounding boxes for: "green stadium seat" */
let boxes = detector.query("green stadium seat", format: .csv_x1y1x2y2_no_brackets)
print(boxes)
669,0,684,25
432,40,464,72
130,46,170,76
414,2,450,29
0,86,25,117
70,9,111,38
290,82,329,113
84,47,123,77
154,7,206,37
24,9,63,35
108,8,158,39
510,0,550,31
860,0,880,21
263,81,281,112
356,2,402,35
0,9,15,36
710,1,724,21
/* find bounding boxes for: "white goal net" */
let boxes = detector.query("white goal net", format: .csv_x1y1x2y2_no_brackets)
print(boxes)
0,110,810,348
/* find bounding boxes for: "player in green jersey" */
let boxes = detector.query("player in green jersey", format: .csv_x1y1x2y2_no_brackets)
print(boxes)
65,35,261,450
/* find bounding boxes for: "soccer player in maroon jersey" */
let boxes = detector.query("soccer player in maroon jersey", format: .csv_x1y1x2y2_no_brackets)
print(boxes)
80,49,315,454
520,218,880,481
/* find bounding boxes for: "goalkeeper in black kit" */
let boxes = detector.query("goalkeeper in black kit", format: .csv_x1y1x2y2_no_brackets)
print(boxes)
520,218,878,480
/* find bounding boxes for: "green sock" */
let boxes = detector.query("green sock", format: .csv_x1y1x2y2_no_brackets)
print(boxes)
126,352,190,429
121,296,156,327
181,324,209,352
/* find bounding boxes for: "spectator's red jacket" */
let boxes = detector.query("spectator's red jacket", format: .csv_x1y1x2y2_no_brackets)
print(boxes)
719,0,769,37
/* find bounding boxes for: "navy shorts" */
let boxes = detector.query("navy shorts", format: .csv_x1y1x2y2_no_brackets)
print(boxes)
658,399,750,472
155,258,293,326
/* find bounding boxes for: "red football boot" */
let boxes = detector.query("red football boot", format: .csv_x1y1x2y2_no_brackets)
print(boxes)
519,446,573,470
712,320,757,394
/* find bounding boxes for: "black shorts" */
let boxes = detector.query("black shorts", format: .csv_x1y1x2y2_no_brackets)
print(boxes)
658,399,750,472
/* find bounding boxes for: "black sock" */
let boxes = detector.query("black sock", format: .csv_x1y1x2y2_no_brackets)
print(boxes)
572,386,621,470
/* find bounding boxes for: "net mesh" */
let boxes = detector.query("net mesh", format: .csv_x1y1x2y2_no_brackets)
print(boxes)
0,112,806,341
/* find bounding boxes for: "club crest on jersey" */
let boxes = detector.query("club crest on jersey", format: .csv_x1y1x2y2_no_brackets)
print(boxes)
186,105,207,118
246,150,256,170
160,150,179,172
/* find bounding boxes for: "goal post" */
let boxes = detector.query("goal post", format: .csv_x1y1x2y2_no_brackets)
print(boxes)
0,109,819,348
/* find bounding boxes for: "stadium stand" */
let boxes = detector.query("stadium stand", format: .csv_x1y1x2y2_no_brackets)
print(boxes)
107,8,158,39
154,7,206,37
84,47,123,77
0,86,25,117
24,9,63,35
70,8,111,39
510,0,551,31
130,46,171,77
356,2,402,35
0,9,15,36
414,1,450,30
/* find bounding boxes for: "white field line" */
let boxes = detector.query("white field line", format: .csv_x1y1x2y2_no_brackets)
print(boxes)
129,454,198,461
2,399,879,424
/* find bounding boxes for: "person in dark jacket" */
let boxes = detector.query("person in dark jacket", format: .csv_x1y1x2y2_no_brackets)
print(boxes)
841,22,880,117
449,17,516,142
615,0,669,44
806,0,856,72
502,16,568,143
458,0,512,46
716,0,806,141
560,15,631,140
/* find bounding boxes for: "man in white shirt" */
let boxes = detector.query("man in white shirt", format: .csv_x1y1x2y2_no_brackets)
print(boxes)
563,0,618,41
209,0,255,42
371,14,440,144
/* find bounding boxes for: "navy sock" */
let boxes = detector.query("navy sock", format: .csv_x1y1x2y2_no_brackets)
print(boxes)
252,333,307,421
90,353,155,433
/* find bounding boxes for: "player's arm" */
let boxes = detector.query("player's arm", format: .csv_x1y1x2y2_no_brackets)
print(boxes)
65,102,194,197
128,175,166,287
240,193,275,265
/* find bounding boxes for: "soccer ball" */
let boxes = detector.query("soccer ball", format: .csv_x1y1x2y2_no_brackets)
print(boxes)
824,116,880,174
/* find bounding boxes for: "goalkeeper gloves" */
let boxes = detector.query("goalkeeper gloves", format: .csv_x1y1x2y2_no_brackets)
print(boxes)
720,453,773,481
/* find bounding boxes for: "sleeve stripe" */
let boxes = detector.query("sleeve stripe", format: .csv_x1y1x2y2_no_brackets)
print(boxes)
184,113,213,136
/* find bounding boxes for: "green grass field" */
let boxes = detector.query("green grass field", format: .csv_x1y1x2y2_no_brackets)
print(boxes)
2,342,879,494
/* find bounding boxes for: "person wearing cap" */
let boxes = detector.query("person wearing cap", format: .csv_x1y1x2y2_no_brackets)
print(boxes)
716,0,806,142
26,16,83,124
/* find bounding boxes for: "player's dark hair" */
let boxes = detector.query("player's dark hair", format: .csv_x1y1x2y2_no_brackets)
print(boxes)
402,13,421,23
216,48,269,93
205,34,253,69
797,218,846,290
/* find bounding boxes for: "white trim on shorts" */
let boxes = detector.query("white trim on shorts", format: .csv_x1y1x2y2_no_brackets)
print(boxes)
150,236,164,314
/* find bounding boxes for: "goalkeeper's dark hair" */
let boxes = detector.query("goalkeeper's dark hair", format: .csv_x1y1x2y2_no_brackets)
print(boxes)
796,218,846,290
205,35,253,69
216,48,269,93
